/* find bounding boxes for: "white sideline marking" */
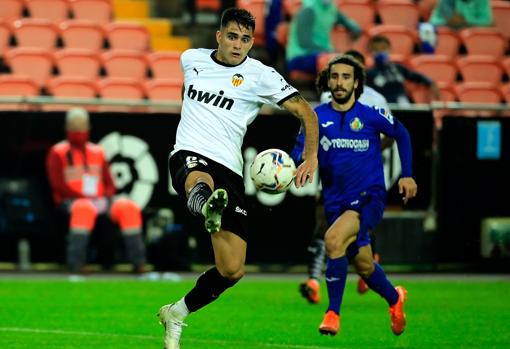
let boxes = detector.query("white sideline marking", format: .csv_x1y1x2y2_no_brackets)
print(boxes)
0,327,334,349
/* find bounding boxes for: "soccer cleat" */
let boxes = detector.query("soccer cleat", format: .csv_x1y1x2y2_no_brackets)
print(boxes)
158,304,187,349
357,277,369,294
299,278,320,304
389,286,407,336
202,188,228,234
319,310,340,336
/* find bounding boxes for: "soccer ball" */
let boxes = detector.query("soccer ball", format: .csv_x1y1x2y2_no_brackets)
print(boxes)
250,148,296,194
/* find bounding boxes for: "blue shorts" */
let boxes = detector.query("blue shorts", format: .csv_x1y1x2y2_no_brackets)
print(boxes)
324,190,385,259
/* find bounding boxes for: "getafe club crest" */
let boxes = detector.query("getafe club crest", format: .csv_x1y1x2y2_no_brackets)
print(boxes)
232,73,244,87
350,117,364,131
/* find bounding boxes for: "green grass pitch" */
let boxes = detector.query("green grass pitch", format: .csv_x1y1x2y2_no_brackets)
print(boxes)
0,275,509,348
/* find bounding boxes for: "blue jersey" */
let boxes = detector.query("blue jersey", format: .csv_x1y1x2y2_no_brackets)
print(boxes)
291,101,413,214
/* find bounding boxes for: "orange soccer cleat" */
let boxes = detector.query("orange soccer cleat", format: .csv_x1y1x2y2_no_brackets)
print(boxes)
389,286,407,336
357,277,369,294
299,278,320,304
319,310,340,336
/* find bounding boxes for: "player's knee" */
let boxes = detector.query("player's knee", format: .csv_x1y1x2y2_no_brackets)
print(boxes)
324,233,356,256
355,260,375,279
218,263,245,281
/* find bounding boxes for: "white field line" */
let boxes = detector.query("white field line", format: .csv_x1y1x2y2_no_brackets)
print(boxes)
0,327,335,349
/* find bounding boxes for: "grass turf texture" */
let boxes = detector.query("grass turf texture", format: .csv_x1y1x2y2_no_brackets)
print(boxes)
0,277,509,349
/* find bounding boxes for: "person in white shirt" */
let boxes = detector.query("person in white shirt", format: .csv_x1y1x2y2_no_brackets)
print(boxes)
158,8,319,349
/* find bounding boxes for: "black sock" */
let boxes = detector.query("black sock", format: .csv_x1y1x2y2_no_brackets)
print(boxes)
307,238,326,280
187,182,212,216
184,267,239,312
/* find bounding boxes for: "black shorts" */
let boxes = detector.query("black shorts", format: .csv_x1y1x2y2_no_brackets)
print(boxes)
169,150,249,242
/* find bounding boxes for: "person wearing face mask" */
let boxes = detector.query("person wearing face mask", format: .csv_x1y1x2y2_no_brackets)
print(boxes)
366,35,440,105
286,0,361,75
46,107,146,274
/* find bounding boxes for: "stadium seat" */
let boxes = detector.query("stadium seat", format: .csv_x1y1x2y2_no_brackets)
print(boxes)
282,0,302,18
459,28,507,57
437,82,456,102
409,54,457,85
454,82,503,104
0,21,11,55
4,47,54,87
0,0,24,22
101,49,148,80
98,77,144,100
275,21,289,47
196,0,221,11
24,0,70,24
47,76,97,97
416,0,436,21
12,18,59,50
368,25,417,58
435,27,460,57
502,57,510,81
331,28,369,56
316,52,340,73
69,0,112,25
492,0,510,39
338,1,376,30
0,74,39,96
456,56,504,84
237,0,266,45
144,78,182,102
104,22,150,51
54,48,101,79
377,0,420,31
147,51,183,81
501,83,510,104
59,20,105,50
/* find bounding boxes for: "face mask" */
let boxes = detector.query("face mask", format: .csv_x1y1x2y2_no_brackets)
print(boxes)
374,52,389,66
67,131,89,147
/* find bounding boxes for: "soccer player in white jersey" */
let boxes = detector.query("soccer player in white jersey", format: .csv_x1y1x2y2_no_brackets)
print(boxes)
300,50,396,303
158,8,319,349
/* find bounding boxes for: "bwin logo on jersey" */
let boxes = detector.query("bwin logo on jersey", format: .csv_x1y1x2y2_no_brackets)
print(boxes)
232,73,244,87
187,84,234,110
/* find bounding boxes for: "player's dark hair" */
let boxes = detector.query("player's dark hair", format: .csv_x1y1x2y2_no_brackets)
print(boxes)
344,50,365,65
220,8,256,32
316,54,365,100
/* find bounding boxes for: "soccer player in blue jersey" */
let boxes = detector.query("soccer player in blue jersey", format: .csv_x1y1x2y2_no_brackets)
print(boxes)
292,54,417,336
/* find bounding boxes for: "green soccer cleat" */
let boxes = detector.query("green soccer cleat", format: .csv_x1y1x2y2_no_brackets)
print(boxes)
202,188,228,234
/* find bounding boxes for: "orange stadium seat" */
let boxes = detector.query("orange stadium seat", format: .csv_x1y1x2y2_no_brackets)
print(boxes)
98,77,145,100
0,21,11,55
12,18,59,50
409,54,457,85
0,74,39,96
502,57,510,80
237,0,266,45
101,49,148,80
54,48,101,78
316,52,340,72
104,22,150,51
338,1,376,30
25,0,70,24
331,28,369,56
0,0,24,22
417,0,436,22
59,20,105,50
457,56,503,84
437,82,456,102
459,28,507,57
435,27,460,57
147,51,183,81
196,0,221,11
455,82,503,104
5,47,54,87
282,0,302,18
144,78,183,102
275,21,289,47
492,0,510,39
377,0,420,30
501,83,510,104
47,76,97,98
69,0,112,25
368,25,417,58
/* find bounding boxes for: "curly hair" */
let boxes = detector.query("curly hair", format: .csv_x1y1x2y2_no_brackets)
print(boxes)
316,54,365,100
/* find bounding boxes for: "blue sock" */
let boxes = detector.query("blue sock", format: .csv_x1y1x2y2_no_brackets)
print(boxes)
325,256,348,315
363,263,399,306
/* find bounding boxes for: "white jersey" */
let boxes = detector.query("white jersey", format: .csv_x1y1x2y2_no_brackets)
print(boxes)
320,86,390,111
173,48,298,176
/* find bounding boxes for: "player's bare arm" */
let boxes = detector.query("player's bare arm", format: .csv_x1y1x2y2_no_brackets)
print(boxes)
281,94,319,188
